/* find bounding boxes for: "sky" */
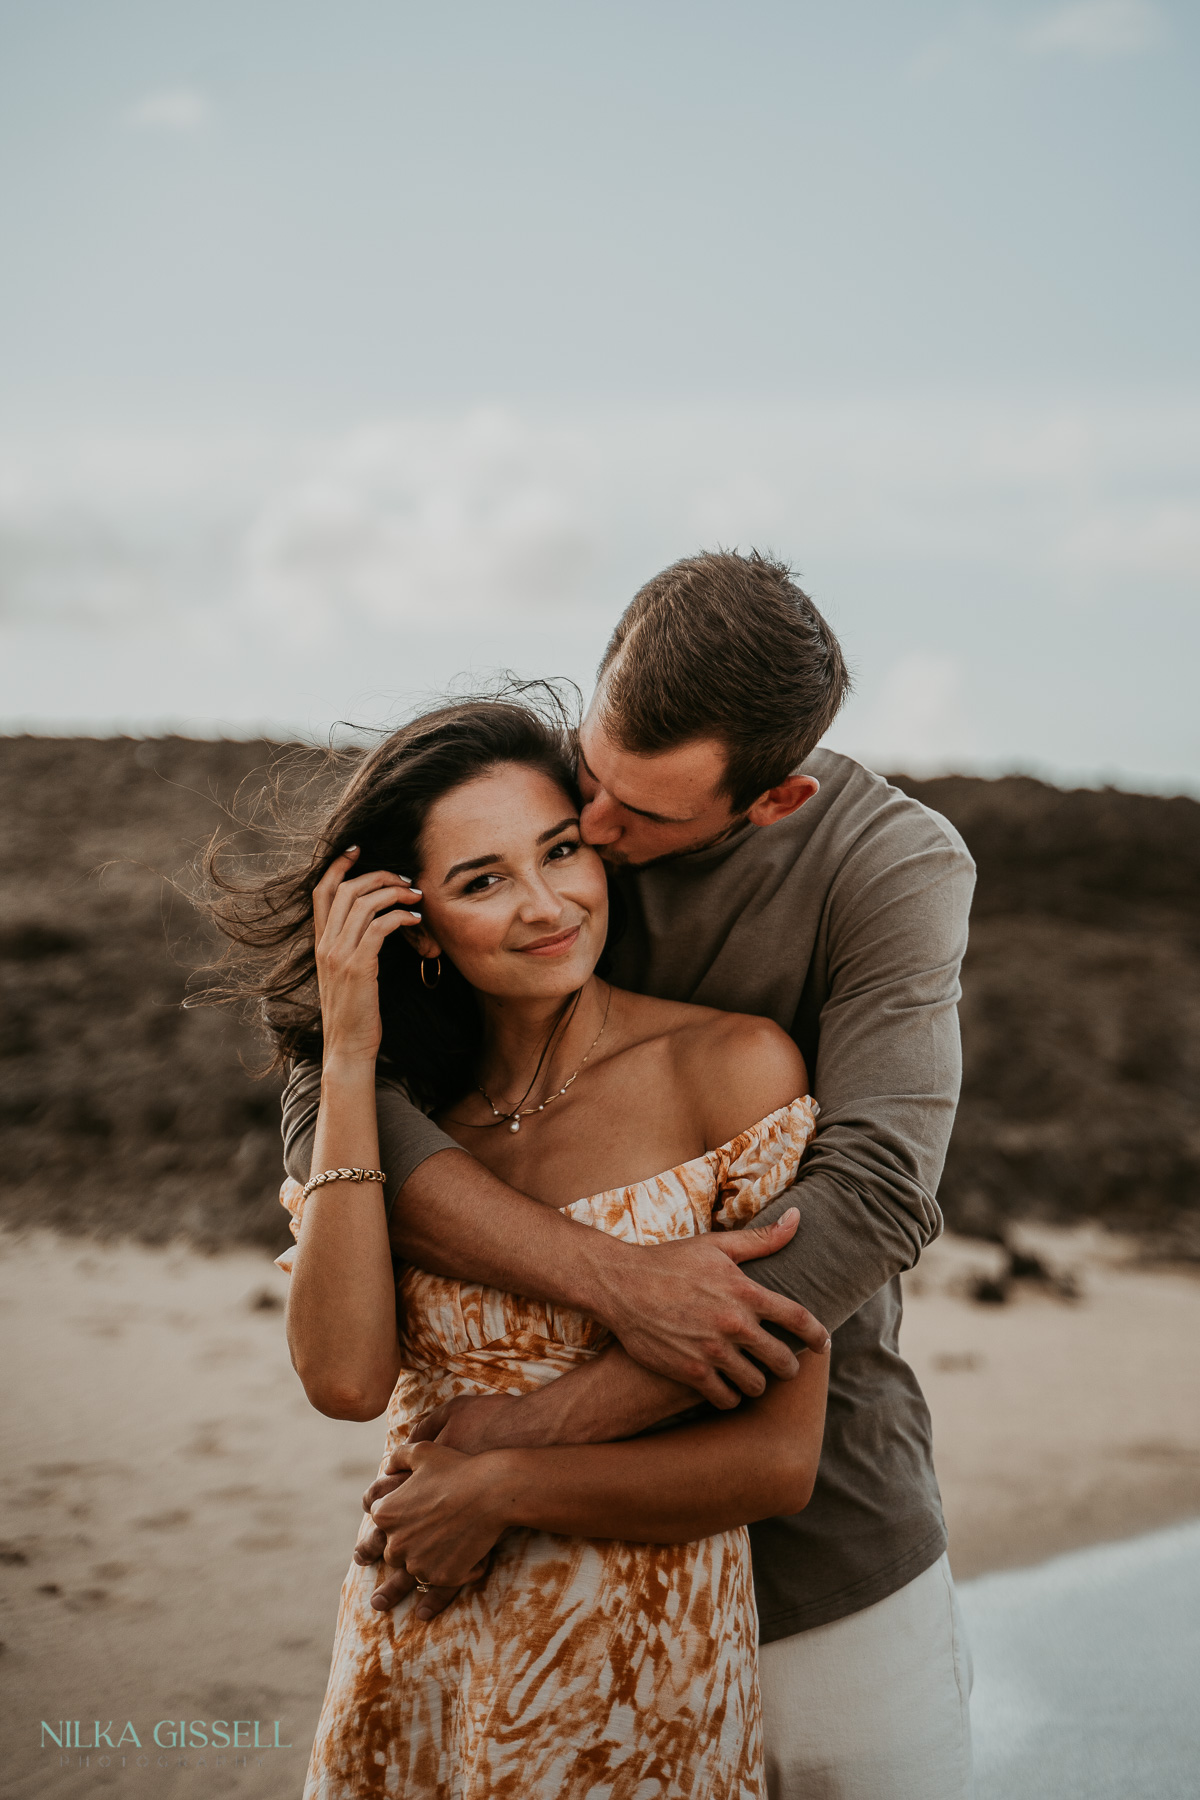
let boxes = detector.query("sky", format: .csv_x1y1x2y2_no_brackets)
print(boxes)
1,0,1197,788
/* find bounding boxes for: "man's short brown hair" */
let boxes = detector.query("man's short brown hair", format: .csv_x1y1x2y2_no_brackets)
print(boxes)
597,549,850,812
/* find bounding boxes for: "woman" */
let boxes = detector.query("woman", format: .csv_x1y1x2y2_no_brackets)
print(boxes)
212,692,829,1800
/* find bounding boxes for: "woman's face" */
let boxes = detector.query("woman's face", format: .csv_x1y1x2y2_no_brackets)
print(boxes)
412,762,609,1000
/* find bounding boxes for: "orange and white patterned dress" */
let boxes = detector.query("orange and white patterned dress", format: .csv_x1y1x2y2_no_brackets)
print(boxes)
278,1095,817,1800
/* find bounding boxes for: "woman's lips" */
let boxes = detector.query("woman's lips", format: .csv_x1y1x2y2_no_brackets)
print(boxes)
514,924,582,957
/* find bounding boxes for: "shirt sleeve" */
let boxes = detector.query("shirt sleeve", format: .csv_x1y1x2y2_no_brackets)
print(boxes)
280,1058,460,1220
743,807,976,1332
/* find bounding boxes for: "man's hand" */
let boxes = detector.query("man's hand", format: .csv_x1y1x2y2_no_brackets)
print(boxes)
407,1392,540,1454
589,1206,831,1409
387,1150,828,1411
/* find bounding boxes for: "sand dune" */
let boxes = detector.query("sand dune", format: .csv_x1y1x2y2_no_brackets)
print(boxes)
3,1223,1199,1796
5,737,1200,1259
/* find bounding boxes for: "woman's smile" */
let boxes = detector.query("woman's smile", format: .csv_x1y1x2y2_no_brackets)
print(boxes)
514,924,582,958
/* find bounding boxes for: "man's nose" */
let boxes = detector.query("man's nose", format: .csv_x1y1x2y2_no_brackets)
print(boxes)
579,792,622,845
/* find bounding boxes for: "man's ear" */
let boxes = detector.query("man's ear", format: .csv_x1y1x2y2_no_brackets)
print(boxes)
745,774,820,829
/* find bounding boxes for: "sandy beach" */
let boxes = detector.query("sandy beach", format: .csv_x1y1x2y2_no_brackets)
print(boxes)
3,1222,1199,1797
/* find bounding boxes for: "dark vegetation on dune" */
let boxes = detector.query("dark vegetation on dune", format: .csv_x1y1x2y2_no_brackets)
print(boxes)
0,737,292,1250
1,738,1197,1257
892,774,1200,1258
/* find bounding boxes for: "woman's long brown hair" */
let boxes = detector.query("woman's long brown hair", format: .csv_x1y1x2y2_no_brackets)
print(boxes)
192,682,581,1111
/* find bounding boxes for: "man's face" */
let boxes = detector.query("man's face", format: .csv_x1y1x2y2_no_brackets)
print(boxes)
576,699,744,868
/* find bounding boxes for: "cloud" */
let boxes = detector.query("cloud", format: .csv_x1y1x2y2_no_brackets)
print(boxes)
0,513,157,628
903,39,959,81
4,400,1199,640
122,87,213,133
1059,501,1200,580
1,396,1198,784
909,0,1164,75
241,413,600,642
837,653,978,775
1019,1,1163,58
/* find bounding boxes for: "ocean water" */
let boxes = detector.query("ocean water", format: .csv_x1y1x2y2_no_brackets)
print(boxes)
961,1518,1200,1799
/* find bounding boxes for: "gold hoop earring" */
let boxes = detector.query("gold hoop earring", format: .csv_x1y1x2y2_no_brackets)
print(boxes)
420,956,441,990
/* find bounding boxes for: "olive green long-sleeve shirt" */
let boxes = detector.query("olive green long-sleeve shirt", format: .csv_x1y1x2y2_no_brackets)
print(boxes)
282,749,976,1639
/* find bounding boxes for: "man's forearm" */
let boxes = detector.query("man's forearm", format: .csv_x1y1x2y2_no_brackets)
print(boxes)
390,1150,824,1406
742,1162,941,1332
286,1064,827,1405
388,1146,622,1316
518,1348,700,1444
439,1345,699,1452
284,1069,629,1318
738,816,973,1330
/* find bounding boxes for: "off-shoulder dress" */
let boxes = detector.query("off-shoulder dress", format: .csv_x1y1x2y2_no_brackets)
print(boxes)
278,1094,818,1800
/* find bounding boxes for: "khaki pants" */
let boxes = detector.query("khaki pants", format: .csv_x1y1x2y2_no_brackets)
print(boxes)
759,1553,974,1800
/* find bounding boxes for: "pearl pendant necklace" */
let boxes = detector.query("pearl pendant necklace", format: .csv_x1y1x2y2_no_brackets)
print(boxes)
478,989,612,1133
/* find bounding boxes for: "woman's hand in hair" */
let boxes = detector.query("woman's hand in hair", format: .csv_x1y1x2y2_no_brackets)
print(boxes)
312,848,423,1066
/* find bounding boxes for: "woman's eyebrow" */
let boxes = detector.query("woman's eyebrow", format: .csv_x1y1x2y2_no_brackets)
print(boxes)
443,818,579,885
442,853,499,884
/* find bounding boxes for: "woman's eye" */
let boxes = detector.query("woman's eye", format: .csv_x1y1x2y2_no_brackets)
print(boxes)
546,839,580,862
461,873,501,895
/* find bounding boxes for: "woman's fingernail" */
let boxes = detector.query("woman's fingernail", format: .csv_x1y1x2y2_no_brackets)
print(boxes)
347,845,360,855
409,887,423,897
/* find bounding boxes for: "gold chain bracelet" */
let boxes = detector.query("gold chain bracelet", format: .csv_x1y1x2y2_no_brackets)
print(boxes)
300,1166,387,1203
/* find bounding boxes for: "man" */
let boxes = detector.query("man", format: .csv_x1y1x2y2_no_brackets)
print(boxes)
283,549,976,1798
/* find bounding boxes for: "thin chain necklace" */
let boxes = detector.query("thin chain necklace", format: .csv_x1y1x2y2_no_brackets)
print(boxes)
478,984,613,1133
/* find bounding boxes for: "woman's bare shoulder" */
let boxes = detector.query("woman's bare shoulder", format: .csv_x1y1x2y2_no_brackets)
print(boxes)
676,1011,809,1150
611,989,808,1151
